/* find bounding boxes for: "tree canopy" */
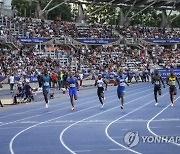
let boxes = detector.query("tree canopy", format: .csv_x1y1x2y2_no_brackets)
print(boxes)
11,0,74,21
11,0,180,27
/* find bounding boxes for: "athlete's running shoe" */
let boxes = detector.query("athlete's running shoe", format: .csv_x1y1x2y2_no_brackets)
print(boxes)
71,107,75,111
46,103,49,109
173,95,176,99
155,103,158,106
121,105,124,109
101,104,104,109
170,103,174,107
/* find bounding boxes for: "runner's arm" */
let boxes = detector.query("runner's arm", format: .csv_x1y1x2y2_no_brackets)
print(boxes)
76,79,80,90
103,79,108,90
151,77,154,84
166,77,169,86
114,78,118,86
66,79,69,89
176,77,180,89
94,80,97,86
160,76,165,88
125,81,129,86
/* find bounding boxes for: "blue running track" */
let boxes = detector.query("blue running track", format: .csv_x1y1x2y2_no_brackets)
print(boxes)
0,83,180,154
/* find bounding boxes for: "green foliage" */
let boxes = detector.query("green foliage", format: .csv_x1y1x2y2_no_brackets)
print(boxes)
11,0,74,21
10,1,180,28
171,14,180,28
86,4,117,25
12,0,32,17
47,4,73,21
87,5,179,28
126,8,162,27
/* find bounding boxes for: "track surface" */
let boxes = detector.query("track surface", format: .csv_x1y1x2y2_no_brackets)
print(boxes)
0,83,180,154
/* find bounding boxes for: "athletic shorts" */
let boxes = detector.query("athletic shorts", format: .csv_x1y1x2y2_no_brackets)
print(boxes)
154,85,161,93
97,87,104,96
169,86,177,95
117,86,125,98
69,88,77,97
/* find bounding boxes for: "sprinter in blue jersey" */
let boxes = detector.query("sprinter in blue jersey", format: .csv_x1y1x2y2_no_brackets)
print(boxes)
67,72,79,111
42,70,51,109
114,70,129,109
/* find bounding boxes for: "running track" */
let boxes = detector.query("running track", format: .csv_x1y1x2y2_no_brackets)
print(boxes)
0,83,180,154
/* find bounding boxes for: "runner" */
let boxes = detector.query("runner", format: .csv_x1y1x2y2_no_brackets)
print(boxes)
114,70,129,109
42,70,51,109
151,70,165,106
9,74,15,93
94,74,107,108
67,72,79,111
166,70,180,107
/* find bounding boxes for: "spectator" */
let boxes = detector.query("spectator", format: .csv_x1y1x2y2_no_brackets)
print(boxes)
9,74,15,93
23,80,33,102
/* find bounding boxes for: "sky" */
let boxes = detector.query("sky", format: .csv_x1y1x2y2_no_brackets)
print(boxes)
3,0,12,6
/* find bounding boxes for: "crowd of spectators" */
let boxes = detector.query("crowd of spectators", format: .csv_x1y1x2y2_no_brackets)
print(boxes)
116,25,180,39
76,24,118,38
0,46,61,77
149,47,180,69
0,15,117,40
0,15,180,82
72,45,151,74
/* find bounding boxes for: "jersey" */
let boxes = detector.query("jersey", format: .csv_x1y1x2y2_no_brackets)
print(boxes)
153,75,162,86
67,77,77,89
168,75,176,86
42,75,50,91
96,79,104,88
67,77,78,97
117,76,126,91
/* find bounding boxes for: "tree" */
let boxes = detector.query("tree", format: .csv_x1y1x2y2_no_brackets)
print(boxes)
47,3,73,21
170,14,180,28
11,0,74,21
128,8,162,27
12,0,31,17
86,4,117,25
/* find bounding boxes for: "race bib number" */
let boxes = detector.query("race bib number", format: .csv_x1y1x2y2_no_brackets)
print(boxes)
97,83,103,87
70,84,75,88
155,81,160,85
44,82,49,86
120,83,125,86
169,81,176,86
119,79,125,86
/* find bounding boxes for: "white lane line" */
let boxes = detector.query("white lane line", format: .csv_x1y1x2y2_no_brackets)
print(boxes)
160,118,180,121
1,87,152,127
74,150,92,152
0,87,115,119
114,119,180,123
0,92,116,127
9,89,153,154
0,88,115,119
59,93,153,154
109,148,127,151
147,96,180,146
0,84,148,119
20,121,38,124
111,136,124,139
105,92,169,154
